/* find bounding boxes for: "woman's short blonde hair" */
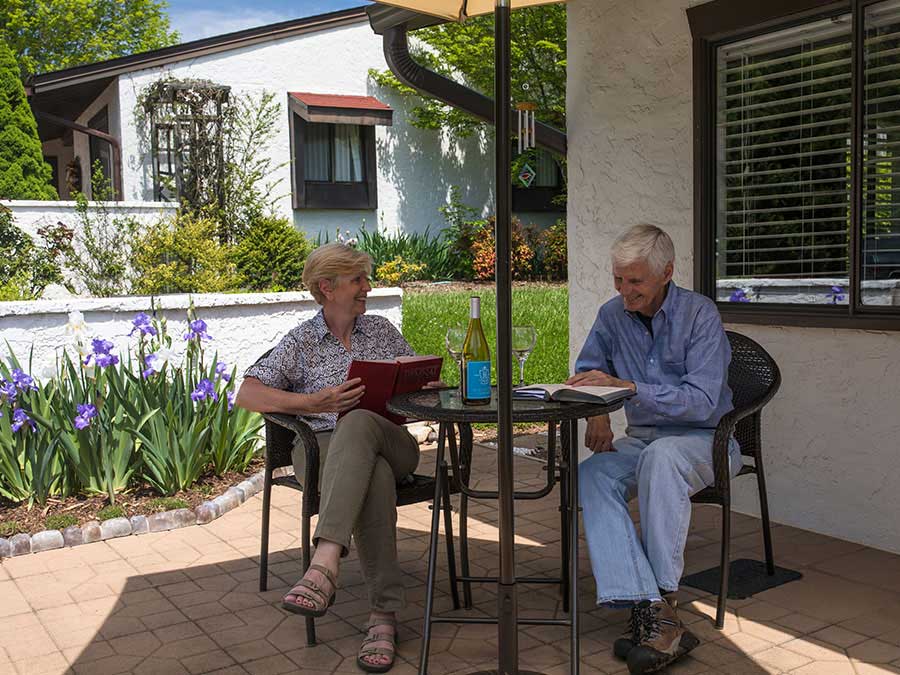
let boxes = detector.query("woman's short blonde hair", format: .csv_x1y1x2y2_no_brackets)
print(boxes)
302,243,373,305
610,224,675,276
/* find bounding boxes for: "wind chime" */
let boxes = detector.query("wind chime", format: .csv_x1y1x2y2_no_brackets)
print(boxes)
516,87,537,187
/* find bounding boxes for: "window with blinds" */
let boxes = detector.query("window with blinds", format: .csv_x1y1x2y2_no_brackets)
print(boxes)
716,15,852,303
863,2,900,300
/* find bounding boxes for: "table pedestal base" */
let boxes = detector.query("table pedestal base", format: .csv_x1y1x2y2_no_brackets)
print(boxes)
466,671,548,675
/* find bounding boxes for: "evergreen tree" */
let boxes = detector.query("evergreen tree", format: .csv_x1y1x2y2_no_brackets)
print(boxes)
0,39,56,200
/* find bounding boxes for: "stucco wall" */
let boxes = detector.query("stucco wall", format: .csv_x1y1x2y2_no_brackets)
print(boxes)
567,0,900,553
0,288,403,384
110,20,558,240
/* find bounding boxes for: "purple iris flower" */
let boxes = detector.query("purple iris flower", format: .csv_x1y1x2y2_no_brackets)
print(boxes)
729,289,750,303
84,339,119,369
129,312,158,337
190,378,218,403
183,319,212,342
0,378,16,402
227,389,235,412
11,408,36,433
74,403,98,430
142,354,159,379
215,361,231,382
828,285,845,304
10,368,37,392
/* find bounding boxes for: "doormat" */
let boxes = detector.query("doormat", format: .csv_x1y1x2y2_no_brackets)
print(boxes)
682,558,803,599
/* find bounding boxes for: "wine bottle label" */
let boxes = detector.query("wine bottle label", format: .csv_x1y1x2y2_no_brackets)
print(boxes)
465,361,491,399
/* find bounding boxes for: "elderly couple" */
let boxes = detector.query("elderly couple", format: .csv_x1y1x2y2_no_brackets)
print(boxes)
236,224,737,674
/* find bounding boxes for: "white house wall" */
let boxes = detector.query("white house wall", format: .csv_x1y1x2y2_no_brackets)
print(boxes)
114,20,537,239
567,0,900,553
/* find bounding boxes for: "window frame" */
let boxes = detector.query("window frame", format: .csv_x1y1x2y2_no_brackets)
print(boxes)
689,0,900,330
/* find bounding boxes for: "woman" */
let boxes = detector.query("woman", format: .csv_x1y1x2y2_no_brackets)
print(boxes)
236,242,423,672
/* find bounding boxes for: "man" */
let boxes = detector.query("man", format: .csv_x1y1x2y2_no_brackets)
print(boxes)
568,224,739,674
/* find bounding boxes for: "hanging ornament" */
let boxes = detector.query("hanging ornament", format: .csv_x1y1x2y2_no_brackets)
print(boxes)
516,101,536,153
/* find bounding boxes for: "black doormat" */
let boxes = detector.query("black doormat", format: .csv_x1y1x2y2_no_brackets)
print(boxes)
681,558,803,599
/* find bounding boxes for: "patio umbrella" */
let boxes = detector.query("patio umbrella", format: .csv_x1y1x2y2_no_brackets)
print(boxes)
368,1,565,674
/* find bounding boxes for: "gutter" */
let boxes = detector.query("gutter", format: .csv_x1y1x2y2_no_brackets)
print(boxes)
379,23,566,156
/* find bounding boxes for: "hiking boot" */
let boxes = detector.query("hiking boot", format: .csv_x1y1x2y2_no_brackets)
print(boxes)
626,598,699,674
613,597,678,660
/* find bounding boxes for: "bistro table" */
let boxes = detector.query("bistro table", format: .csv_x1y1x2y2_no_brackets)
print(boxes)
387,386,627,675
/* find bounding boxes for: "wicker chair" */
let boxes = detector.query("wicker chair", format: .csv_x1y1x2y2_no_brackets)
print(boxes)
256,388,462,646
690,330,782,628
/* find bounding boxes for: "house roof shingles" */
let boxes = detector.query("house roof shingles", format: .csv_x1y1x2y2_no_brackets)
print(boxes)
289,92,392,111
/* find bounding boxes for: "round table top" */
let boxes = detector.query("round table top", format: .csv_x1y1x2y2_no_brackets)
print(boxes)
387,386,625,423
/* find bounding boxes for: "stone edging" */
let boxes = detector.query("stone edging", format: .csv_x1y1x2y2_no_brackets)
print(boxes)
0,471,266,559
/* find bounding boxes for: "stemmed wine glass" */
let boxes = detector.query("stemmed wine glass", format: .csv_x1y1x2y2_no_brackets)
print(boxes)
511,325,537,387
445,326,467,394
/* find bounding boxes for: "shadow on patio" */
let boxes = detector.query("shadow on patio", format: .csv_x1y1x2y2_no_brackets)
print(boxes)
2,439,900,674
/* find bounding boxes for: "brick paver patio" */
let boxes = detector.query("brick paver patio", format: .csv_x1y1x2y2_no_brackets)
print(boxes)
2,436,900,675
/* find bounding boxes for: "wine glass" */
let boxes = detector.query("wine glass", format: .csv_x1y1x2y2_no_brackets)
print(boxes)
511,325,537,387
445,326,467,393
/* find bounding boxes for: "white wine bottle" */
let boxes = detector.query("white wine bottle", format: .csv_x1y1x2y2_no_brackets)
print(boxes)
461,296,491,405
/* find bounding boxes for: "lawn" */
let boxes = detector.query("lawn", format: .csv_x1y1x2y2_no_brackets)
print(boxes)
401,283,570,387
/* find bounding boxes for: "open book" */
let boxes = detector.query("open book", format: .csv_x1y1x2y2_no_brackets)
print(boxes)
341,355,443,425
513,383,634,405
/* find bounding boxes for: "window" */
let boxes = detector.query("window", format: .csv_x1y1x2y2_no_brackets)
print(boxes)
512,147,565,212
690,0,900,328
288,92,391,210
89,107,113,197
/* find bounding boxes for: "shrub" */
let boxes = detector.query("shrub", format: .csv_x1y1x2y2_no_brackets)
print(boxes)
145,497,188,512
357,225,452,281
438,186,481,280
64,167,140,296
471,216,536,281
0,205,73,300
97,505,125,521
46,514,78,530
131,211,240,295
231,216,311,291
376,256,428,285
0,520,22,537
538,218,568,281
0,41,56,200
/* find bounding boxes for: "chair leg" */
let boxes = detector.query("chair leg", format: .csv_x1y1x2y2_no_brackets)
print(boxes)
754,459,776,576
259,468,273,592
716,500,731,629
459,492,472,609
559,460,570,614
419,433,447,675
441,464,461,610
301,509,316,646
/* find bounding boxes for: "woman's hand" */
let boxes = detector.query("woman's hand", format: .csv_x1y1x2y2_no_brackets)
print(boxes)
308,378,366,413
585,415,615,453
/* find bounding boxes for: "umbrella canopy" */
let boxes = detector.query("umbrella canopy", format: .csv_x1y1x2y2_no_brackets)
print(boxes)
373,0,561,22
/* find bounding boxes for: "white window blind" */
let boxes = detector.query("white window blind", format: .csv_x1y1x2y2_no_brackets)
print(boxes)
716,14,852,282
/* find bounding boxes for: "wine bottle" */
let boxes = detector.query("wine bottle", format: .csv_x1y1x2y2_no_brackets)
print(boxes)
461,296,491,405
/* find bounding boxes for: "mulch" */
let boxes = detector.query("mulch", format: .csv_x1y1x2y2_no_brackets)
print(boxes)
0,456,265,538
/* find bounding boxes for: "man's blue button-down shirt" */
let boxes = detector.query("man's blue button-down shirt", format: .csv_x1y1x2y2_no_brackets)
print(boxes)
575,282,733,428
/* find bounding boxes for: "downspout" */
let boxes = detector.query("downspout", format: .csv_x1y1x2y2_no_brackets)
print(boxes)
33,110,124,199
382,24,566,156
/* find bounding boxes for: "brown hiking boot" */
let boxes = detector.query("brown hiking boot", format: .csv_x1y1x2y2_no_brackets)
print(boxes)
613,596,678,660
626,598,699,674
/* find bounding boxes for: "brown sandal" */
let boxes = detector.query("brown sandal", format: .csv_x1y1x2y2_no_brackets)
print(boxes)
356,616,398,673
281,563,337,617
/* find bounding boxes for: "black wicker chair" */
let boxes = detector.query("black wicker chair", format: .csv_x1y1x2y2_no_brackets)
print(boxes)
689,330,782,628
256,389,463,646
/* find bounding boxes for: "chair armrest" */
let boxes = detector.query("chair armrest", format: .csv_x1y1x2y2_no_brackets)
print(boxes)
261,413,321,496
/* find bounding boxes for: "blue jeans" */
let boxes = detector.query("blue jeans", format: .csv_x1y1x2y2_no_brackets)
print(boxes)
578,426,740,606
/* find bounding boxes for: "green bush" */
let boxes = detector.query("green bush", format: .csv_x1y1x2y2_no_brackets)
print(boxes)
0,520,22,537
131,211,240,295
471,216,537,281
357,225,453,281
231,216,311,291
438,186,482,280
375,256,428,285
537,218,567,281
46,514,78,530
145,497,188,512
0,41,56,200
97,505,125,521
0,205,73,300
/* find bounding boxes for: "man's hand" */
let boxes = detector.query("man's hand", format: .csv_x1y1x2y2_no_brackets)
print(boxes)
423,380,447,389
566,369,636,392
585,415,615,453
309,378,365,413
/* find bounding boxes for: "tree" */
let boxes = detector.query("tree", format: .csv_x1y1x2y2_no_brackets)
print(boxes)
0,0,178,78
0,39,56,200
370,6,566,139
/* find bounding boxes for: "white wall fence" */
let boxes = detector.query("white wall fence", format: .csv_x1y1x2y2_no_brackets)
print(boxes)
2,199,177,238
0,289,403,382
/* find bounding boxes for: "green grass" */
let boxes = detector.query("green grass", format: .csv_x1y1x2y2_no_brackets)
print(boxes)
146,497,189,512
402,285,569,387
45,514,78,531
97,505,125,521
0,520,22,537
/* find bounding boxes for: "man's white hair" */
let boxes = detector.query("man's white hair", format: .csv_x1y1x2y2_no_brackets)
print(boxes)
610,224,675,276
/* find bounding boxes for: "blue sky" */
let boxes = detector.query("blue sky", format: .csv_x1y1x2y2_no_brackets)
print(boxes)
165,0,370,42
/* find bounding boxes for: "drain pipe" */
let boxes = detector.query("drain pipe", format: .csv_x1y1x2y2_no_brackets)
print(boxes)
381,24,566,156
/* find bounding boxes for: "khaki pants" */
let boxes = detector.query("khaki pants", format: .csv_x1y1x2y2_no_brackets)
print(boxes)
292,409,420,612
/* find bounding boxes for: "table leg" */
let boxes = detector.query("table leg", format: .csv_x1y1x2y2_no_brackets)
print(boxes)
567,419,580,675
418,424,447,675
